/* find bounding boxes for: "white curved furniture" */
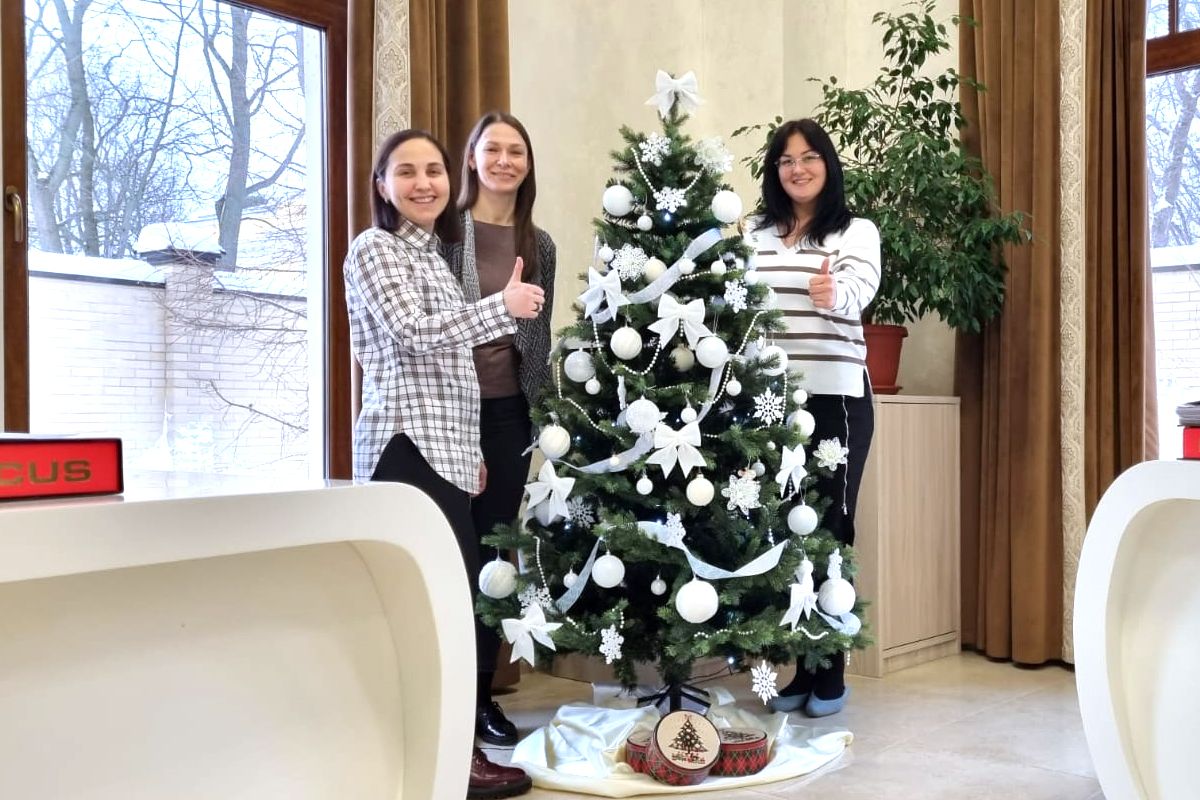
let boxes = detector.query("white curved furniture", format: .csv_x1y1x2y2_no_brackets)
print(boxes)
0,477,474,799
1074,460,1200,800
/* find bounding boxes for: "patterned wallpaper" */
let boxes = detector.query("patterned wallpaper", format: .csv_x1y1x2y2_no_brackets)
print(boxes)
374,0,410,152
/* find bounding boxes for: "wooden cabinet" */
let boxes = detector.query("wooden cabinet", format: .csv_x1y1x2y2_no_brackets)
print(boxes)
849,395,961,678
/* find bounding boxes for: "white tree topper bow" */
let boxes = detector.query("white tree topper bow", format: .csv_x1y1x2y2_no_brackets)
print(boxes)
779,557,819,631
578,267,629,322
502,605,562,666
645,70,704,118
776,444,808,498
524,461,576,525
648,295,712,349
645,421,707,478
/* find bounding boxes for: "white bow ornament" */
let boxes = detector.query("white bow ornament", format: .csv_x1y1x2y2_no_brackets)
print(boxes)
645,421,707,479
645,69,704,119
648,295,712,349
525,461,576,525
578,267,629,322
776,444,808,498
502,605,562,666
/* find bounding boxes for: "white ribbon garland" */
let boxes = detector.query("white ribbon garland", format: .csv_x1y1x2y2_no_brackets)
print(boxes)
645,69,704,118
638,521,789,580
501,605,562,666
648,295,712,349
554,538,603,613
645,421,707,478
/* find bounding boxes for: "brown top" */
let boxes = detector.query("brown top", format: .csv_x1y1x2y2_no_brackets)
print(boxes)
472,220,521,399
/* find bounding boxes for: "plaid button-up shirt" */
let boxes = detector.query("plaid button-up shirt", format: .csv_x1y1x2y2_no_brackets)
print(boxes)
344,220,517,491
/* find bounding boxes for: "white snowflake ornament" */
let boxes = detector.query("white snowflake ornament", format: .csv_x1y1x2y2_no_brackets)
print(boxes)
752,389,786,426
724,280,748,313
751,660,779,704
611,244,649,281
518,585,555,616
662,512,687,548
567,497,596,527
654,186,688,214
814,438,850,470
639,132,671,166
600,625,625,664
722,471,763,517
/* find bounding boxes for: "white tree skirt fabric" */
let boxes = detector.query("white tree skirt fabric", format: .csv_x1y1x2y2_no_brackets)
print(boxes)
510,686,852,796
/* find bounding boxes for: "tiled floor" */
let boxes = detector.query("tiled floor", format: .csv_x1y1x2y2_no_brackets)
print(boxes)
484,653,1104,799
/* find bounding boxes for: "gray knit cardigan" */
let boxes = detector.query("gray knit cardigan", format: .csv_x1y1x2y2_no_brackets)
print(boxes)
441,209,557,407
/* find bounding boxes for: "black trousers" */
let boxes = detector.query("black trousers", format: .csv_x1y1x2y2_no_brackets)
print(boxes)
370,433,498,677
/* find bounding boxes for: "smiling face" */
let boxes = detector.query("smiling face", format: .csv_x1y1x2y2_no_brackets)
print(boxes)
469,122,530,199
778,132,827,214
375,137,450,232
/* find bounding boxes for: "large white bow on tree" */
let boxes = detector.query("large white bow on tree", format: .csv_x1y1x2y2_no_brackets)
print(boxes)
779,557,819,631
578,267,629,322
645,421,707,478
648,295,712,349
645,70,704,118
501,605,562,666
525,461,576,525
776,444,808,498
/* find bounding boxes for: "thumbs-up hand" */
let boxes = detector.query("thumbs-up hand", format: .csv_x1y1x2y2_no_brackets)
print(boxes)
809,258,836,309
502,256,545,319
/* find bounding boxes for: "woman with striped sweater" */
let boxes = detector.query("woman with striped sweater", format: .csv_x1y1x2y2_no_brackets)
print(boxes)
744,118,881,717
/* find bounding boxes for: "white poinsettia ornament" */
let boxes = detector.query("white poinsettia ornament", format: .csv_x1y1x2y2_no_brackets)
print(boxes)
815,438,850,470
722,470,763,517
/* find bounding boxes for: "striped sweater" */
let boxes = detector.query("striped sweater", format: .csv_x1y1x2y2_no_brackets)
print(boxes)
744,215,881,397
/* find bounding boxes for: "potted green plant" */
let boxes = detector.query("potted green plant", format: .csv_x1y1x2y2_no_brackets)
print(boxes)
734,0,1028,392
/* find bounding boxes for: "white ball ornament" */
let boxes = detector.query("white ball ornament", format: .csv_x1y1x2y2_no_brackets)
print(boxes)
744,270,760,286
725,378,742,397
602,185,635,217
751,461,766,477
686,474,715,506
791,408,817,438
680,405,698,424
696,336,729,369
564,350,596,383
670,344,695,371
599,244,615,263
626,397,662,435
479,559,518,599
608,454,622,468
643,257,667,281
678,257,696,275
760,344,789,376
766,441,777,451
610,326,643,360
585,378,601,395
538,424,571,459
637,475,654,495
709,259,727,277
711,190,743,224
792,388,808,405
819,579,857,617
592,554,626,588
787,503,819,536
563,569,578,589
675,578,719,624
651,576,668,596
637,214,654,231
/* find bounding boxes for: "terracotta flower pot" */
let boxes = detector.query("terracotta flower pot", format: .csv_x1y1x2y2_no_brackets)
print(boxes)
863,323,908,394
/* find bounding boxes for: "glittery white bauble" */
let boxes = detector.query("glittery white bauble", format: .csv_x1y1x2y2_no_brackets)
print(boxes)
610,326,643,360
675,578,719,623
626,397,662,435
678,257,696,275
745,270,760,285
564,350,595,382
766,441,776,451
751,461,766,477
643,257,667,281
792,388,808,405
671,344,695,371
760,344,789,376
651,576,668,596
709,259,726,276
787,503,819,536
538,424,571,459
637,475,654,495
478,559,518,599
818,577,856,617
696,336,729,369
790,409,816,438
711,190,743,224
680,406,697,424
599,244,615,263
602,185,634,216
686,474,715,506
725,378,742,397
592,554,626,588
585,378,601,395
563,569,578,589
636,214,654,231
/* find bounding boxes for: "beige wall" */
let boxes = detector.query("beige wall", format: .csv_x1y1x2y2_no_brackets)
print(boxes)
509,0,958,395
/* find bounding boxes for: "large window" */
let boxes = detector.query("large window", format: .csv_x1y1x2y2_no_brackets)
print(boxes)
3,0,350,477
1148,2,1200,460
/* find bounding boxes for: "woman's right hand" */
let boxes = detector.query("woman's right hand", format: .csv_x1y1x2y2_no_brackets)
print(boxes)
502,256,545,319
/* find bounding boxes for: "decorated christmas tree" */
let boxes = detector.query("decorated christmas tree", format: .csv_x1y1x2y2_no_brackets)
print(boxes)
477,71,868,707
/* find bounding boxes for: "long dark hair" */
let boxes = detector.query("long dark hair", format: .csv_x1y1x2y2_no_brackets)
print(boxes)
754,118,852,245
458,111,538,281
371,128,462,243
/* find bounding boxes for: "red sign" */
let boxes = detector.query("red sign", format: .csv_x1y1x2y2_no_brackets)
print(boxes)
1185,427,1200,460
0,438,124,501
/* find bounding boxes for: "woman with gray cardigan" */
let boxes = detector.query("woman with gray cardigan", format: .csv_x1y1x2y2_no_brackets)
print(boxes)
442,111,556,747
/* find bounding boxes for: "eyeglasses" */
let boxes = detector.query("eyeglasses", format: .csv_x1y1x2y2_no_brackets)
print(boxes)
776,153,823,170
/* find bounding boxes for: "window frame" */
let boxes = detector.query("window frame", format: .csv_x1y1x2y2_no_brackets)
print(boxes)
1149,1,1200,74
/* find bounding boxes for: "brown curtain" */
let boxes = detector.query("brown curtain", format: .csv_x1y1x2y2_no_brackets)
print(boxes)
956,0,1063,663
409,0,510,173
348,0,376,237
1084,0,1154,516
